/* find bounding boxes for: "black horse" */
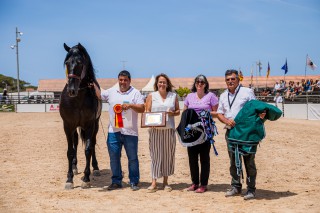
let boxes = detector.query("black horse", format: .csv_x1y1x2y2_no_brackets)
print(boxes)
60,43,102,189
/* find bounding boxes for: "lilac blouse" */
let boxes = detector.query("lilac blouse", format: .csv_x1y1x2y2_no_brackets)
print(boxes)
184,92,219,114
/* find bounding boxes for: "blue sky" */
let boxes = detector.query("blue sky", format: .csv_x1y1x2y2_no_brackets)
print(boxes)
0,0,319,86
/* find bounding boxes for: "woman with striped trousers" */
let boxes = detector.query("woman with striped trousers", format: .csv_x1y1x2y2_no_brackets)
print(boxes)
145,73,180,192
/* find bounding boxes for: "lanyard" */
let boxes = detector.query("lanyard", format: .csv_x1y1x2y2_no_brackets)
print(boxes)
228,86,241,109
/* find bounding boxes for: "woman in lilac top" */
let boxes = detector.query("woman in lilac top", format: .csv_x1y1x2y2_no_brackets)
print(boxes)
183,74,219,193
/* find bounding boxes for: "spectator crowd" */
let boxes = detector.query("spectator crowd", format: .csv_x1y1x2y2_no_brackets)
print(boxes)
259,78,320,101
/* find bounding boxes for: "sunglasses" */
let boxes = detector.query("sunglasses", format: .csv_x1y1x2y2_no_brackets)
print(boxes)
196,81,206,85
225,78,236,81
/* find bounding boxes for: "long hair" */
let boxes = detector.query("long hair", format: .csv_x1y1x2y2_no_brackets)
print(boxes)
154,73,174,92
191,74,209,93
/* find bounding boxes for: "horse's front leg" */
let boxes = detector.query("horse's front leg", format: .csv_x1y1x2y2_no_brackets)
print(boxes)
81,128,94,188
92,119,100,176
65,127,75,190
72,131,79,175
92,147,101,176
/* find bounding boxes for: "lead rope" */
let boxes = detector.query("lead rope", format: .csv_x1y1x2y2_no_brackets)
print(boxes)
235,144,244,183
93,83,107,142
100,117,107,142
90,83,107,149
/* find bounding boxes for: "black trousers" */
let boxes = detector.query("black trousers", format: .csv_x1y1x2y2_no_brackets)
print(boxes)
187,141,211,186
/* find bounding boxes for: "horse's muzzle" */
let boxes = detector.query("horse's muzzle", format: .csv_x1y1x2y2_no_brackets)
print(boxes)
67,83,79,97
67,77,80,97
67,88,78,97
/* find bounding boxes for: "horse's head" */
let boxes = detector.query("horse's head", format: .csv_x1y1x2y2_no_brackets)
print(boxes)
64,43,93,97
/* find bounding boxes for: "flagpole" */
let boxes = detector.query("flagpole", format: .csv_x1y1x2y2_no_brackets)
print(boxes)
283,59,286,84
265,76,267,89
284,62,286,84
255,62,259,91
267,68,270,88
265,63,267,89
266,62,269,89
305,54,308,82
305,54,309,120
250,65,253,88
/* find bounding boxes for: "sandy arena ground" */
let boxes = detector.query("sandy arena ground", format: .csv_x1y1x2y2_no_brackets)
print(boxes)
0,112,320,213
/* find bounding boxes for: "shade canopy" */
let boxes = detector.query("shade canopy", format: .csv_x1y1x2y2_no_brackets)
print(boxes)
141,75,155,92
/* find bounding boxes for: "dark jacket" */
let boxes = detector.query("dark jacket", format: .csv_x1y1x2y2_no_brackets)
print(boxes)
176,109,206,147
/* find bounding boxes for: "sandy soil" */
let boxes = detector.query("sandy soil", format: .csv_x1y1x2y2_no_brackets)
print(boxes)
0,112,320,213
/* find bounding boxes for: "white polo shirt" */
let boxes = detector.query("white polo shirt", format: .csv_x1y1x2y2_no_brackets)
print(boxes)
217,85,256,120
101,86,144,136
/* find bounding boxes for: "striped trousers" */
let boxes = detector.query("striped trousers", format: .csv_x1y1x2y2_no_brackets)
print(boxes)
148,128,176,179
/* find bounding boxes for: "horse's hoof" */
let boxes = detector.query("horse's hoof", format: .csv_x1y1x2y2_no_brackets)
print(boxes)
65,182,74,190
93,170,101,176
73,168,79,175
81,182,91,189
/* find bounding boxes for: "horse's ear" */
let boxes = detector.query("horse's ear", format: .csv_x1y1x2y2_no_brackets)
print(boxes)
78,43,84,50
64,43,71,52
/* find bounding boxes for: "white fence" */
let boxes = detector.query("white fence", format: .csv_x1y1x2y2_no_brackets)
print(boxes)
16,103,109,113
14,102,320,120
282,103,320,120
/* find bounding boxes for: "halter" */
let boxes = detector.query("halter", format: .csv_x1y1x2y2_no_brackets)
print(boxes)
68,73,81,80
65,65,90,91
65,64,86,81
64,47,93,91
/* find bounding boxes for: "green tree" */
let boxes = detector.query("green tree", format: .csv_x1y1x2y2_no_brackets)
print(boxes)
175,86,191,99
0,74,36,92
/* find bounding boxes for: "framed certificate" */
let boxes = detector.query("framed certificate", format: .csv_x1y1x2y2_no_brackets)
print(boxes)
141,112,166,128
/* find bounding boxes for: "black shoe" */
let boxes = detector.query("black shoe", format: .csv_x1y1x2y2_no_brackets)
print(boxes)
107,183,122,191
130,183,140,191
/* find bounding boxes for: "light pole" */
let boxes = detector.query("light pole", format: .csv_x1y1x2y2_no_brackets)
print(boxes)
120,60,127,70
11,27,23,103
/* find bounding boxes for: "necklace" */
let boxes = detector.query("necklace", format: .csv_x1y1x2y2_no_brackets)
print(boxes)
228,86,241,109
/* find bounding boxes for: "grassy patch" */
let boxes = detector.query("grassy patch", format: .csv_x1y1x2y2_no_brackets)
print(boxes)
0,104,15,112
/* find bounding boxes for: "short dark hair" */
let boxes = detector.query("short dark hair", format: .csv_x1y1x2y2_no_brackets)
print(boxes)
118,70,131,80
154,73,173,92
191,74,209,93
225,69,239,78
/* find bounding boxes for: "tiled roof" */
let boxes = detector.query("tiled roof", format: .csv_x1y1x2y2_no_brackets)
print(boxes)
37,75,319,92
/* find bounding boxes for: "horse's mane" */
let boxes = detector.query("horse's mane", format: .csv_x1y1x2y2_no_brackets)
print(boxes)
64,44,97,83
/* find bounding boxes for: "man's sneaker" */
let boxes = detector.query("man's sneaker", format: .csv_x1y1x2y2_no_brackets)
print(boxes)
243,191,255,200
225,187,241,197
130,183,140,191
107,183,122,191
186,184,199,191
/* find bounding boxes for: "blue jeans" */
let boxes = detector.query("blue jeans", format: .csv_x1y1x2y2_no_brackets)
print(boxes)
107,132,140,185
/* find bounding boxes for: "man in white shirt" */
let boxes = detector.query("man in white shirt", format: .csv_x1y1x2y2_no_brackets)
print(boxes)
273,82,281,94
274,92,283,108
217,69,265,200
95,70,145,191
